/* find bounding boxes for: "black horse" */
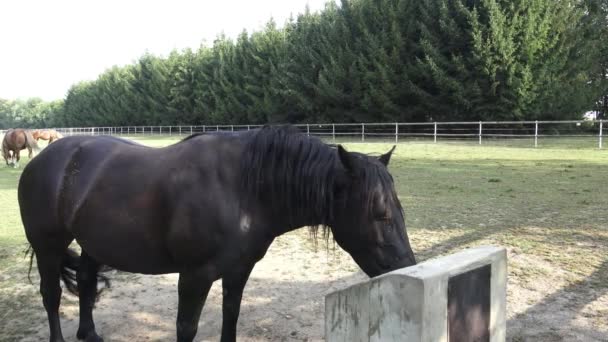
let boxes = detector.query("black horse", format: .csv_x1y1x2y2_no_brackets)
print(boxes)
19,125,416,342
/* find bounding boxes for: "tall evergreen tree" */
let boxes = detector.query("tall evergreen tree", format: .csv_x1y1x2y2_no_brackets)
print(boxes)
28,0,607,126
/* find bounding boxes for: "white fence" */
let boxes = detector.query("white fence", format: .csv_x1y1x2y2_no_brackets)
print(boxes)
2,120,605,148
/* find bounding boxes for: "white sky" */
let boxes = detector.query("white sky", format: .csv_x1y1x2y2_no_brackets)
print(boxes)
0,0,334,101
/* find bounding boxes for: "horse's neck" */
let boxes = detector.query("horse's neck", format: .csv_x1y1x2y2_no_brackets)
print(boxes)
265,211,328,237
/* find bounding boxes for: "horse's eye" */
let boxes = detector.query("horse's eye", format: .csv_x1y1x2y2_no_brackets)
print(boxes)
375,215,389,222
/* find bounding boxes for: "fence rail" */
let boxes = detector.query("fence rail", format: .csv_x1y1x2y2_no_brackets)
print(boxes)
1,120,605,148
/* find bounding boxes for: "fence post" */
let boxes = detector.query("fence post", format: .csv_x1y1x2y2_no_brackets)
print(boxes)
190,126,193,135
434,122,437,143
169,126,172,136
332,124,336,142
247,125,250,131
395,123,399,143
307,124,310,137
600,120,603,149
362,123,365,142
478,121,482,145
231,125,234,132
535,121,538,148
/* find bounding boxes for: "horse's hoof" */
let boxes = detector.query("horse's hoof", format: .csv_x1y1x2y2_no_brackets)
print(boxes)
86,335,103,342
77,330,103,342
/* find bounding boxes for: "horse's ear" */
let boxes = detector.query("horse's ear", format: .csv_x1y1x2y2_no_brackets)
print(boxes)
379,145,396,166
337,145,355,171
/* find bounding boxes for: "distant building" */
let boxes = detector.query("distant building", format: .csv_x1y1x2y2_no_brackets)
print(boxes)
583,111,599,120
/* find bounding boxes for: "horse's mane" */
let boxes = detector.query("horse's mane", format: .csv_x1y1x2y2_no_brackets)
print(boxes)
180,132,206,142
180,130,237,143
240,125,339,237
238,125,401,237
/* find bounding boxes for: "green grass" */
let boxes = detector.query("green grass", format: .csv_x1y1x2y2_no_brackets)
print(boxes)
1,136,607,340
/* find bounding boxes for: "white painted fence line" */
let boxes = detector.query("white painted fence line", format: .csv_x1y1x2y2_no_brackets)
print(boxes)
1,120,605,148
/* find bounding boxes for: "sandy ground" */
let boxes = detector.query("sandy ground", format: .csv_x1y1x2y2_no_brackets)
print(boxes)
15,231,608,342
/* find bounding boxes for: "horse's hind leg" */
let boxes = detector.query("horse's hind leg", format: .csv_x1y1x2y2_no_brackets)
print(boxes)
76,251,103,342
36,248,68,342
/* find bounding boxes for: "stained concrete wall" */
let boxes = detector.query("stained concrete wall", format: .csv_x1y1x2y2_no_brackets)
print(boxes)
325,246,507,342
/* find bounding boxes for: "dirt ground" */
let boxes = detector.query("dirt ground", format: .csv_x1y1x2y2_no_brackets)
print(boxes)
8,228,606,342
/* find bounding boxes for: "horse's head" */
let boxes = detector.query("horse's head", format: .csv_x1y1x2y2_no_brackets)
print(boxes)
330,145,416,278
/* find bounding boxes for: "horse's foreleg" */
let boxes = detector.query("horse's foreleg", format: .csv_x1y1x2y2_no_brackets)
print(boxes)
14,150,20,168
220,263,255,342
176,270,214,342
76,251,103,342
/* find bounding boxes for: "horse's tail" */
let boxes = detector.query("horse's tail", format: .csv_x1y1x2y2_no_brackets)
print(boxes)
25,245,111,298
59,248,81,295
24,131,40,153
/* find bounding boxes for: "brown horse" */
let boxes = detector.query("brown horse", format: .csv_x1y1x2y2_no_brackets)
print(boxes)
31,129,64,144
2,128,40,167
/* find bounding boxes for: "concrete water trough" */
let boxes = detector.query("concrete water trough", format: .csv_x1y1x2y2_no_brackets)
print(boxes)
325,246,507,342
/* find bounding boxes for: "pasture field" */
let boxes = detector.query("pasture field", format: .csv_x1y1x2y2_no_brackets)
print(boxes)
1,136,607,341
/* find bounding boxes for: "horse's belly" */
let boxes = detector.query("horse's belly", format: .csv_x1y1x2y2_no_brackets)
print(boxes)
75,228,178,274
70,206,178,274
